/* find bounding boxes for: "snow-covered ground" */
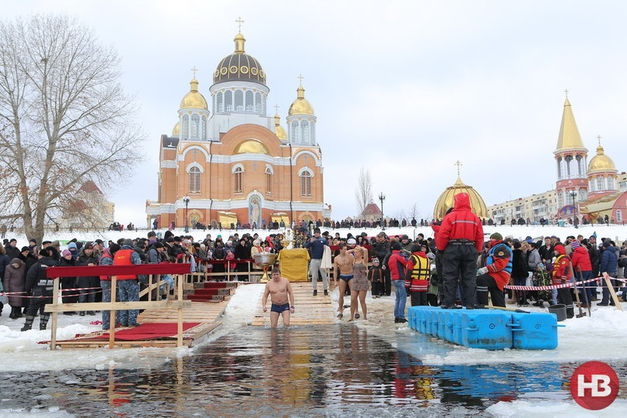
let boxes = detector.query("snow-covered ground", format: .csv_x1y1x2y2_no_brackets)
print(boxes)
1,224,627,416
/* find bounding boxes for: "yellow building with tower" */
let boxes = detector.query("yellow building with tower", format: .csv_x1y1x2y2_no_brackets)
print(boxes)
146,29,325,229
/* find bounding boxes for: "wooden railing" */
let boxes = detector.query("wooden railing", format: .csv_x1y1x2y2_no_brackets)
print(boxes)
44,264,192,349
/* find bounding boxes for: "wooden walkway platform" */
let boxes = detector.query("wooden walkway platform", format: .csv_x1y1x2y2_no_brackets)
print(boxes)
250,282,337,326
47,296,232,349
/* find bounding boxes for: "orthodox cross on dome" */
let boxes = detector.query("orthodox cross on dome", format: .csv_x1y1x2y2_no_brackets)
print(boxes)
297,73,304,87
274,104,280,115
597,134,602,146
190,66,198,79
454,160,463,177
235,17,245,33
564,88,569,99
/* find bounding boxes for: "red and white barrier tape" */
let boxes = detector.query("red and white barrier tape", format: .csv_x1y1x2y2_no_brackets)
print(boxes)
505,276,626,291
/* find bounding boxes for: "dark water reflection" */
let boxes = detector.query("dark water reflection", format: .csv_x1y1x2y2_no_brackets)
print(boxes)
1,325,626,416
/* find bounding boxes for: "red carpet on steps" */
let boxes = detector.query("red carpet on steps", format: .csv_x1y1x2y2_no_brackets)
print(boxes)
95,322,200,341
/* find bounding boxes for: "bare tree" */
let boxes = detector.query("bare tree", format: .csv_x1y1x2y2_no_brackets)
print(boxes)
354,167,373,217
409,203,418,221
0,15,142,243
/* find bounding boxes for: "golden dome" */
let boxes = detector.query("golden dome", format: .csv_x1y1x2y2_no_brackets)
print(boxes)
274,114,287,140
433,177,488,220
234,139,269,154
588,144,616,173
172,122,180,137
288,86,314,115
213,33,266,85
180,79,208,110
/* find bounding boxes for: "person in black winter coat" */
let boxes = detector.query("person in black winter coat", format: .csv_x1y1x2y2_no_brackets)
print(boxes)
371,233,391,296
76,243,100,315
511,240,530,306
21,246,59,331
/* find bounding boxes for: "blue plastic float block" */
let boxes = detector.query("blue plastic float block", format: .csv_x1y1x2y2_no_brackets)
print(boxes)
449,310,464,345
443,310,456,343
461,310,512,350
437,310,449,339
509,312,559,350
428,309,439,336
408,307,417,330
406,306,438,333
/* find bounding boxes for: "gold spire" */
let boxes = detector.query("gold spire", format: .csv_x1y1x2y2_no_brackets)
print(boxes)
555,97,585,151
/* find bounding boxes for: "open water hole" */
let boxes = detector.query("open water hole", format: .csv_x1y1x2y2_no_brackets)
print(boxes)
1,324,626,417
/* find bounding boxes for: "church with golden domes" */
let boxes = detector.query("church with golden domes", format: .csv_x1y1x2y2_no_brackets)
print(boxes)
487,96,627,224
145,30,325,229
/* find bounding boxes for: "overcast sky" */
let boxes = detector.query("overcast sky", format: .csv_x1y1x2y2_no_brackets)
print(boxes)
5,1,627,226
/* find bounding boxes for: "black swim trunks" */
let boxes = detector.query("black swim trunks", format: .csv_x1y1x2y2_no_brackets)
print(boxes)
271,303,290,313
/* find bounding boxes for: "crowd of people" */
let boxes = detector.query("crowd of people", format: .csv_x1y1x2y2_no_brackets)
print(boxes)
2,201,627,331
299,193,627,324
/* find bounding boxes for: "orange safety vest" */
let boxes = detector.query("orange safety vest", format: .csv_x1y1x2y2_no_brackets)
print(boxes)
113,248,136,280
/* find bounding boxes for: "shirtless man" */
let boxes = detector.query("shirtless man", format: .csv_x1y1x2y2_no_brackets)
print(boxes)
262,266,296,328
334,244,355,319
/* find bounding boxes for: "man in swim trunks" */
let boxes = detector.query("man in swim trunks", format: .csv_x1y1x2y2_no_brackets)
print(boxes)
262,266,296,328
334,243,355,319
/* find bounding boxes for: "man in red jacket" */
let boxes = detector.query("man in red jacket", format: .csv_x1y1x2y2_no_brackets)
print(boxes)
435,193,484,309
570,240,593,307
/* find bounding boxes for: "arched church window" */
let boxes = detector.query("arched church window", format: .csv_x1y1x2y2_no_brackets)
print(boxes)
300,170,312,197
235,90,243,112
596,177,604,191
292,121,300,142
189,166,201,193
182,114,189,138
225,91,233,112
201,116,207,139
245,91,253,112
255,92,262,113
302,120,310,143
217,92,224,113
191,114,199,139
234,166,243,193
265,166,272,194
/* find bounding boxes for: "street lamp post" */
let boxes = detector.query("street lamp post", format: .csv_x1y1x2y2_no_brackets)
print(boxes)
378,192,386,230
183,195,190,233
570,191,577,227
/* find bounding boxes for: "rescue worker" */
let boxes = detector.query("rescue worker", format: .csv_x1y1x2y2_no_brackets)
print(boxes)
435,193,484,308
21,246,59,331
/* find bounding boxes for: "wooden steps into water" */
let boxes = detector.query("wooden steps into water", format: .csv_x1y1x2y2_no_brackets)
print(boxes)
250,282,337,326
185,282,238,302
